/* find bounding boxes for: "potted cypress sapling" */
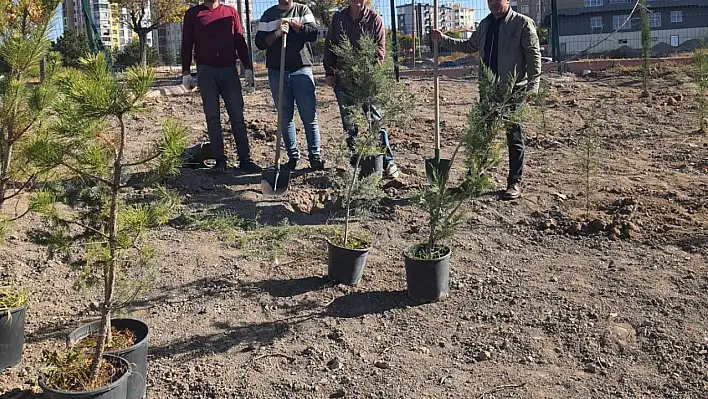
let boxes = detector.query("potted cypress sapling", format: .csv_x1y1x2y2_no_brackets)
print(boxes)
0,285,27,371
26,52,186,399
405,65,522,302
326,34,413,285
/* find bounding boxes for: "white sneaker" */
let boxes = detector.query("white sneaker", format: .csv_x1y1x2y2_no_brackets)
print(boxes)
385,163,400,179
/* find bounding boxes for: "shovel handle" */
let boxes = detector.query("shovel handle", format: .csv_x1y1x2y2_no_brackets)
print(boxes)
433,0,440,155
274,32,287,167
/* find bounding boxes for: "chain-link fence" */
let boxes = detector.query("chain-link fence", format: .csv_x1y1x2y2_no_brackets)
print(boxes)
555,2,707,61
164,0,708,71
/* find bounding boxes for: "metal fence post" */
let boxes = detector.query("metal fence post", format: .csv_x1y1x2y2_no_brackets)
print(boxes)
245,0,255,92
390,0,400,82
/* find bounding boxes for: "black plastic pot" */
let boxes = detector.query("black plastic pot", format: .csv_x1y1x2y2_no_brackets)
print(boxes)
69,319,149,399
404,244,452,302
350,154,384,179
38,354,130,399
0,303,27,371
327,239,370,285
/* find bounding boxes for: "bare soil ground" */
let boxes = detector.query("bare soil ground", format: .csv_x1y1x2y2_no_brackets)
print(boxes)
1,66,707,399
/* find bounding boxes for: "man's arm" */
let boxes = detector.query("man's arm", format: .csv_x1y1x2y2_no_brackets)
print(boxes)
289,5,319,42
374,14,385,63
254,11,272,50
323,13,340,78
180,9,194,75
440,31,479,54
232,10,252,70
521,19,542,94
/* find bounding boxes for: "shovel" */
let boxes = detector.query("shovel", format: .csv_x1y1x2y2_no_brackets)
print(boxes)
261,32,291,196
425,0,451,185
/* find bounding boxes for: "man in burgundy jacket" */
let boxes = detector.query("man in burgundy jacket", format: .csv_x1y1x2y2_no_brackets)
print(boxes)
181,0,261,173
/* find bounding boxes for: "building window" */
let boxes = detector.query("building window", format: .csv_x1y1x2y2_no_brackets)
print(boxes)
591,16,603,29
671,11,682,23
613,15,631,30
670,35,679,47
648,12,661,28
584,0,602,7
519,5,530,14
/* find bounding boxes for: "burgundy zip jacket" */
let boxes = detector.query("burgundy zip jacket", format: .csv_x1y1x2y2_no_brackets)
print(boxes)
181,4,252,74
323,6,385,79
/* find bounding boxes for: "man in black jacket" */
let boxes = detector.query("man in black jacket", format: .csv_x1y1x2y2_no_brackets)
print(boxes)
255,0,324,171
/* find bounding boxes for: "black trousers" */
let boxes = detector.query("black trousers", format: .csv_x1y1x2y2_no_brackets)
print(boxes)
465,102,525,186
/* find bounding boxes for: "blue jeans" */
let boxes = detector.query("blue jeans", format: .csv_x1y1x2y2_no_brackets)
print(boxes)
267,67,321,161
333,87,395,166
197,65,251,162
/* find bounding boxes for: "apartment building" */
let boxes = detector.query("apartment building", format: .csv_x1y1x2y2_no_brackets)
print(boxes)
556,0,708,58
514,0,551,25
62,0,114,50
62,0,155,51
396,3,475,36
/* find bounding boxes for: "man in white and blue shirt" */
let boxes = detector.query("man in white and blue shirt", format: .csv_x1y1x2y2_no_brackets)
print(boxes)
255,0,324,171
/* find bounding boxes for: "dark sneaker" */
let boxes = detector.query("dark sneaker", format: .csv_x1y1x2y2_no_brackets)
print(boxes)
238,160,262,173
309,156,325,171
212,160,227,173
502,183,521,200
283,158,298,171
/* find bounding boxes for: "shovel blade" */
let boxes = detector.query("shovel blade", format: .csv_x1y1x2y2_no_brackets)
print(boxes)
425,158,452,185
261,166,291,196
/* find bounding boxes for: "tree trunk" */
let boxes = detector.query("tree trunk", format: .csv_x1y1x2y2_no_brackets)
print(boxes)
0,141,13,210
89,115,126,382
138,31,148,68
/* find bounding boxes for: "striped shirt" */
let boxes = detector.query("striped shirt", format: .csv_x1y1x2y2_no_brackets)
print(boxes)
254,3,318,72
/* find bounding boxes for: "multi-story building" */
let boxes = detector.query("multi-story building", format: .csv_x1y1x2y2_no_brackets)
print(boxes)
62,0,155,51
396,3,475,36
514,0,551,25
556,0,708,58
157,23,182,65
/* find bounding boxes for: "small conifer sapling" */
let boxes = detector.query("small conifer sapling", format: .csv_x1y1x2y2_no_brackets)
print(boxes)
27,53,186,389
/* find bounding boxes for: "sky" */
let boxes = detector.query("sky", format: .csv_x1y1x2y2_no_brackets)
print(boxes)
48,3,64,41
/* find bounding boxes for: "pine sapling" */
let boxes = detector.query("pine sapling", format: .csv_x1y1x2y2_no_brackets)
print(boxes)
329,33,413,248
693,41,708,133
530,77,551,135
27,53,186,389
410,64,523,259
0,0,61,217
577,107,600,219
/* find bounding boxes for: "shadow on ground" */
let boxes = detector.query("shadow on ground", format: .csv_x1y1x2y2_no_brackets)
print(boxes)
245,276,332,298
148,319,295,360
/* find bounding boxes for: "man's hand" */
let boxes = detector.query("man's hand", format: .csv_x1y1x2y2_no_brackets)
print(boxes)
182,74,197,90
244,69,254,86
288,18,302,32
325,75,335,87
431,29,445,44
274,20,289,37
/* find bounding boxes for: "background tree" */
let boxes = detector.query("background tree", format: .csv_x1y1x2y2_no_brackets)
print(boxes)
52,28,90,68
110,0,188,67
113,39,159,70
0,0,61,219
296,0,346,27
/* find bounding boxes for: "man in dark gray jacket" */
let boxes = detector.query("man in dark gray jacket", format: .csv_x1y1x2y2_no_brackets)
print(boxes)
432,0,541,200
